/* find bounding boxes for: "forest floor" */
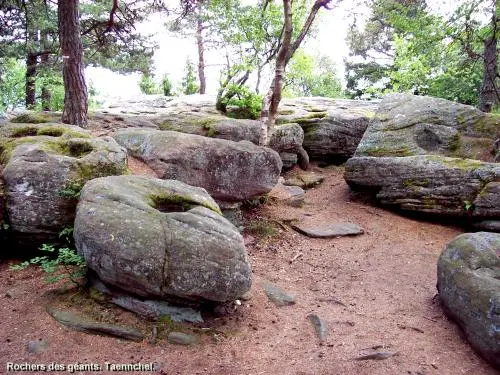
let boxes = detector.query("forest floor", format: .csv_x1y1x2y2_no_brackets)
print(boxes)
0,161,497,375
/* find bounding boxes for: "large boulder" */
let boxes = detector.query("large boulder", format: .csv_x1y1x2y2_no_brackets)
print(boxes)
276,97,378,162
155,110,306,169
74,175,252,303
0,123,127,250
345,94,500,228
437,232,500,369
114,128,282,203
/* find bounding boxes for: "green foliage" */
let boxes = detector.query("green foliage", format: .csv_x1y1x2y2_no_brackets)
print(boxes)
0,58,25,111
161,75,174,96
10,238,87,286
344,0,489,105
181,59,199,95
139,73,160,95
59,179,85,199
36,70,65,111
223,84,262,119
284,50,344,98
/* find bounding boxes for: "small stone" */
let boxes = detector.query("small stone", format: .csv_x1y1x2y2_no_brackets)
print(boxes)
292,222,364,238
167,332,198,346
262,281,296,307
27,339,49,354
308,314,328,341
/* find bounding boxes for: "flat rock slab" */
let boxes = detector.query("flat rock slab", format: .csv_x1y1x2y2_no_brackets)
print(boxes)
167,332,198,346
89,278,203,323
268,183,305,207
46,307,144,342
292,222,364,238
262,281,296,307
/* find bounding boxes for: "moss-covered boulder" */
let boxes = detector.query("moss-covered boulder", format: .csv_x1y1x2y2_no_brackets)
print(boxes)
75,175,252,303
437,232,500,369
353,94,499,160
154,110,307,168
114,128,282,203
9,111,60,124
276,97,378,162
0,123,127,251
345,94,500,228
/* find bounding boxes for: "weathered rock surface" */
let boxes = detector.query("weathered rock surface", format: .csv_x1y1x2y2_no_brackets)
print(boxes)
46,307,144,342
437,232,500,369
89,277,203,323
353,94,499,160
0,123,127,250
345,94,500,227
74,175,252,303
156,110,307,168
292,222,364,238
114,128,282,202
277,97,378,161
268,182,305,207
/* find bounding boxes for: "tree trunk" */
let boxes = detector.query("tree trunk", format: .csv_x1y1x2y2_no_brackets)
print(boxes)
479,11,498,113
25,52,37,109
255,66,262,94
40,32,51,111
259,0,332,146
196,1,206,94
59,0,88,126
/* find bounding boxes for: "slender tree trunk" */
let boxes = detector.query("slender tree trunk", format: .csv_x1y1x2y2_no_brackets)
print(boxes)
40,32,51,111
196,0,206,94
25,52,37,109
255,66,262,94
259,0,332,146
59,0,88,126
479,12,498,113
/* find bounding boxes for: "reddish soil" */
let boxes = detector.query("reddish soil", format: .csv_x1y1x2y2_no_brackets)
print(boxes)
0,165,497,375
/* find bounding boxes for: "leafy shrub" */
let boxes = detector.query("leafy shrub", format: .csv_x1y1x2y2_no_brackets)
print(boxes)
162,75,173,96
10,228,86,285
220,84,262,120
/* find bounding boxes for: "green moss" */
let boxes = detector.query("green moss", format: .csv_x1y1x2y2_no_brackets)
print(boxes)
364,146,414,157
427,155,484,170
37,126,91,139
202,123,217,137
0,137,39,164
294,111,328,125
304,106,328,113
10,112,51,124
43,139,94,158
158,120,177,131
403,179,430,188
277,109,295,116
422,197,437,208
448,134,461,152
472,113,500,135
10,126,38,137
148,193,221,215
245,219,279,238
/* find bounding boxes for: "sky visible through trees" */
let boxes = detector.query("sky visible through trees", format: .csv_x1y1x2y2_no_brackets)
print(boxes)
86,0,477,101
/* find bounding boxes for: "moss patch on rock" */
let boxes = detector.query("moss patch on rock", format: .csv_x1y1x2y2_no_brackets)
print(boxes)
10,112,52,124
364,146,415,157
43,139,94,158
148,192,221,215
